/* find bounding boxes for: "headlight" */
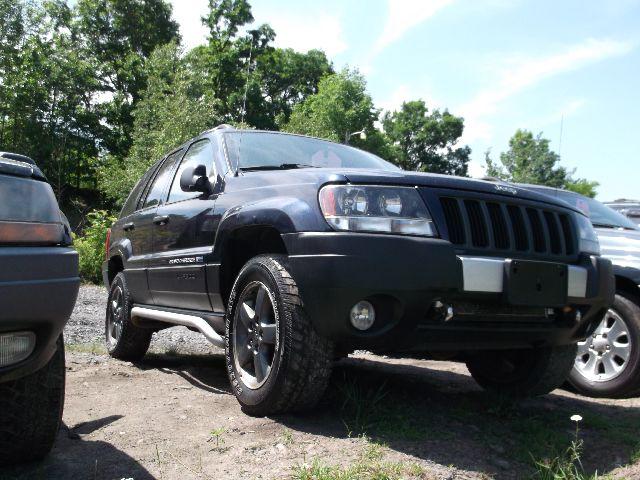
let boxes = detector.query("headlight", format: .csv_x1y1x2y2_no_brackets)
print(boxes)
575,213,600,255
319,185,436,236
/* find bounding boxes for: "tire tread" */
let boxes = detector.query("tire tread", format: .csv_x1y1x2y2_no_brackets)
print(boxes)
226,255,333,415
0,336,65,466
106,272,152,361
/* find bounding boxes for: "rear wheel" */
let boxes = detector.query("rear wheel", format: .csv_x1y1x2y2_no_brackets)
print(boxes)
0,335,65,465
105,272,152,361
225,255,333,416
568,293,640,398
466,344,577,398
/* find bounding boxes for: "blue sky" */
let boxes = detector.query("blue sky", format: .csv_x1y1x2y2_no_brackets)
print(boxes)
169,0,640,201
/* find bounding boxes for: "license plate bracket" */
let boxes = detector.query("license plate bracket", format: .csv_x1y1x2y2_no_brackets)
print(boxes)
504,259,568,307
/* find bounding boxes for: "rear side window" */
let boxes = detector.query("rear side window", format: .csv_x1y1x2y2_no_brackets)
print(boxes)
141,150,183,209
120,160,161,217
167,139,215,204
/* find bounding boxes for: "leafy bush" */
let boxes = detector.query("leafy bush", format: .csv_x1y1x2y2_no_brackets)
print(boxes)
73,210,116,284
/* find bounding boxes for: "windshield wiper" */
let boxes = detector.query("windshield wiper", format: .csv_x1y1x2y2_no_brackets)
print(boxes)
239,163,318,172
592,222,623,229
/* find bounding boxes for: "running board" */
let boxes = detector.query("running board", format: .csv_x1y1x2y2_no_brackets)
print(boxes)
130,306,225,348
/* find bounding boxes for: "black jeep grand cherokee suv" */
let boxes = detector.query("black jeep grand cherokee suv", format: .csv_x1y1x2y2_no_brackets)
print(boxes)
103,126,613,415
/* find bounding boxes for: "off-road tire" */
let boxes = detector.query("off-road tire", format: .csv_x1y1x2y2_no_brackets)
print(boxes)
568,292,640,398
466,343,577,398
105,272,152,361
0,335,65,465
225,255,333,416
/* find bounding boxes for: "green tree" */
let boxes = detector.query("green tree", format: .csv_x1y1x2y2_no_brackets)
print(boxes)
75,0,180,156
1,0,180,202
284,69,388,155
191,0,331,129
564,178,600,198
486,129,598,197
99,42,223,206
382,100,470,175
0,0,101,196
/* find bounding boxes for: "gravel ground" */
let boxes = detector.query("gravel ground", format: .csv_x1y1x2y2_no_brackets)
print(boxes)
65,284,219,355
17,285,631,480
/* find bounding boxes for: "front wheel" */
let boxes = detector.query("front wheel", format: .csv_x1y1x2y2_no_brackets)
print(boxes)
568,293,640,398
225,255,333,416
466,344,577,398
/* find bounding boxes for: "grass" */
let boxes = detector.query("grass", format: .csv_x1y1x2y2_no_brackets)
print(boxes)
292,440,426,480
531,418,591,480
208,427,226,450
328,366,640,477
66,341,107,355
282,428,294,446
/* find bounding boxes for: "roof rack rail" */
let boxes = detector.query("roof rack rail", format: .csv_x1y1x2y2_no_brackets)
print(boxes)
0,151,36,166
199,124,235,136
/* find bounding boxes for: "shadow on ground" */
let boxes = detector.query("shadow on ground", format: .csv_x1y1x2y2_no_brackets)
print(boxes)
135,352,640,479
287,356,640,479
5,352,638,479
1,418,156,480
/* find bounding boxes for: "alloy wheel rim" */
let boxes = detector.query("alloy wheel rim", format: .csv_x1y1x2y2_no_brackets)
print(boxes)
233,281,278,390
107,285,124,347
575,308,631,382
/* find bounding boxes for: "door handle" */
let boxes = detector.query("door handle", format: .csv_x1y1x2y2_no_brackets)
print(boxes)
122,222,135,232
153,215,170,226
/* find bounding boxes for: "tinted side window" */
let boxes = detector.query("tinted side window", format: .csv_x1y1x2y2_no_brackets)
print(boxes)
167,139,215,204
120,160,161,217
142,150,183,209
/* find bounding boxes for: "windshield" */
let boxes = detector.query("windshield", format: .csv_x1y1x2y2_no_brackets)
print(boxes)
529,187,638,230
224,131,400,172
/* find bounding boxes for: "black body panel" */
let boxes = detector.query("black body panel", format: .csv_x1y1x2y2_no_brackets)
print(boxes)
149,197,217,310
283,231,611,352
0,247,79,383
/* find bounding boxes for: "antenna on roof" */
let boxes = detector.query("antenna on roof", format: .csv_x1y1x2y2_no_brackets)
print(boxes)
558,114,564,157
236,37,254,177
240,38,254,125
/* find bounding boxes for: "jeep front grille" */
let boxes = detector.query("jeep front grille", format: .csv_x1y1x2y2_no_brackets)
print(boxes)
439,196,576,258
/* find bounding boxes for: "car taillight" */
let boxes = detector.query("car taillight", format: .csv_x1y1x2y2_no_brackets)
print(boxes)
105,227,111,259
0,220,64,244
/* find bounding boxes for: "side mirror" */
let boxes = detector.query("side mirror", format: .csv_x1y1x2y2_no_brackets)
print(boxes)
180,164,211,194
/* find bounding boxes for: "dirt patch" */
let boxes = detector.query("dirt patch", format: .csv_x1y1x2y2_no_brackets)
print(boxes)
4,286,640,479
2,351,639,480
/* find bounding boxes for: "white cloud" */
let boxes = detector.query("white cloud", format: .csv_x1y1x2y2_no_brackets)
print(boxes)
169,1,347,58
377,84,444,115
169,0,209,50
262,12,347,57
537,98,586,127
373,0,454,54
378,85,412,113
459,38,634,144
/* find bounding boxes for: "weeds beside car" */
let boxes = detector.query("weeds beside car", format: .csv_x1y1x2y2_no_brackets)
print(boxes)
73,209,116,284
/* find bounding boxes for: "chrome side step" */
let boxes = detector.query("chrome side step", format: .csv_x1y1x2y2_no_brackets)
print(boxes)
130,306,225,348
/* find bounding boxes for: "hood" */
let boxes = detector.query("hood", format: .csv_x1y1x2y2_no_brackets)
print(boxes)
339,169,583,213
597,227,640,270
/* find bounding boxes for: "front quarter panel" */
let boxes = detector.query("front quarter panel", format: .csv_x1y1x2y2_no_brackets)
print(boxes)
210,171,338,262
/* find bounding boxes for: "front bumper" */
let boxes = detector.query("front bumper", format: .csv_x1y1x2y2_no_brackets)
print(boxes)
0,246,79,383
283,232,614,352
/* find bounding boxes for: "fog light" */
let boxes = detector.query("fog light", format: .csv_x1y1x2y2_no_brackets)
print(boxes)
0,331,36,367
350,301,375,331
